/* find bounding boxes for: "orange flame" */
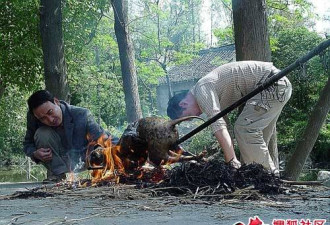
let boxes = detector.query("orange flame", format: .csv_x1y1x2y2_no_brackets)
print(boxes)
86,134,125,184
83,133,198,185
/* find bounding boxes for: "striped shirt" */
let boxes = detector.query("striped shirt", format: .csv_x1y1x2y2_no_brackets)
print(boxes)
191,61,275,133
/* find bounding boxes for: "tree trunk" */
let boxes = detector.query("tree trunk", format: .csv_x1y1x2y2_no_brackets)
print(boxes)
232,0,278,168
166,73,173,99
284,76,330,180
40,0,69,101
0,80,5,99
111,0,142,123
232,0,271,61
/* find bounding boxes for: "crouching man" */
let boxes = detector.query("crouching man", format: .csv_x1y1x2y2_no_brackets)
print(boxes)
23,90,107,182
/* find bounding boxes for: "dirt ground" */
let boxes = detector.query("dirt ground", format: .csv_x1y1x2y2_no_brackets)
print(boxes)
0,182,329,225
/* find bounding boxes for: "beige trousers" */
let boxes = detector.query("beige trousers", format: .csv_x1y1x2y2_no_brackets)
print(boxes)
34,126,70,175
234,77,292,173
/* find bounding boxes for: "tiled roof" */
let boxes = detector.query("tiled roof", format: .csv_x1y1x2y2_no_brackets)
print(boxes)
158,44,236,84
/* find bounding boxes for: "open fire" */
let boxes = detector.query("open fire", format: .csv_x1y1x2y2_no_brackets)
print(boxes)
62,117,281,196
71,117,206,186
82,136,197,185
85,134,124,184
82,133,173,185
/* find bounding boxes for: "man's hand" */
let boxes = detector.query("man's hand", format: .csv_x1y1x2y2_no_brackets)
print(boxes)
228,158,241,169
33,148,52,162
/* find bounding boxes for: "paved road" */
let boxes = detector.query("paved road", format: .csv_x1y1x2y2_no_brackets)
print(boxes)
0,182,328,225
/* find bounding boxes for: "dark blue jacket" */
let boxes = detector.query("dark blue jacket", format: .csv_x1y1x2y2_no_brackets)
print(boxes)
23,101,105,161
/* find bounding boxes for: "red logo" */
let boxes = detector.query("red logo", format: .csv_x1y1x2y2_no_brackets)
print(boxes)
234,217,327,225
234,216,268,225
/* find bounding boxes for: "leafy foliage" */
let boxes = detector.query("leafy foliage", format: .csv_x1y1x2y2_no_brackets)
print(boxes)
272,27,329,164
273,27,325,115
62,2,128,126
267,0,315,36
213,26,234,46
0,87,29,160
0,0,329,171
0,0,43,91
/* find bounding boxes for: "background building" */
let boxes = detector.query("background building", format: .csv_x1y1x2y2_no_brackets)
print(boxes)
156,44,236,115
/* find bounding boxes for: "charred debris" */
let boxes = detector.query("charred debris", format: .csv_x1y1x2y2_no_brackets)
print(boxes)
3,160,285,201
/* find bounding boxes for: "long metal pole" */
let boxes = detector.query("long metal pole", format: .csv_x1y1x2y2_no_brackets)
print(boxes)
175,39,330,146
